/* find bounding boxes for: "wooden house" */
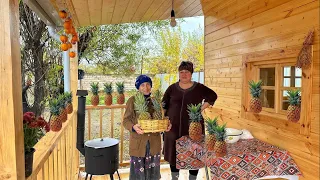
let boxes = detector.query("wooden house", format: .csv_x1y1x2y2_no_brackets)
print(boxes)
0,0,318,179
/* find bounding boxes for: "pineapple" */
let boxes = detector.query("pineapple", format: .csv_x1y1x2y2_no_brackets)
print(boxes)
249,80,263,113
58,94,67,122
286,89,301,122
205,117,218,151
65,92,73,114
116,82,125,104
49,99,62,132
134,92,151,120
90,82,99,106
152,90,163,120
104,82,113,106
214,124,227,157
188,103,203,141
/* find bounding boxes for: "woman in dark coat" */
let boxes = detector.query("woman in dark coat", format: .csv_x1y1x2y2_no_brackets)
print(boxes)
162,61,218,180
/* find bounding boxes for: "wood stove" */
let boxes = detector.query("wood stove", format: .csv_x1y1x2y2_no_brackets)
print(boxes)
76,90,121,180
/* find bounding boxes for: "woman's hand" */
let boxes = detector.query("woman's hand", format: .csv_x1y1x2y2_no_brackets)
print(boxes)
201,102,210,112
133,124,144,134
166,123,172,132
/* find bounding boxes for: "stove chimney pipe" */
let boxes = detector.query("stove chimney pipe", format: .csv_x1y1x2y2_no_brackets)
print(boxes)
76,90,88,156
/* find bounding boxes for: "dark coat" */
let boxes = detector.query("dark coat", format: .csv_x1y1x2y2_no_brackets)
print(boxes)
162,82,218,165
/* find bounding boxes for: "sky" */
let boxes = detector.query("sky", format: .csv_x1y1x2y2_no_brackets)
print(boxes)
179,16,204,33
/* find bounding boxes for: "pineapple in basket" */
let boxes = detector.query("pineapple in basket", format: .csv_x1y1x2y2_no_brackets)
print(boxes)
49,98,62,132
90,82,99,106
286,89,301,122
214,123,227,157
205,117,218,151
116,82,125,104
134,92,151,120
249,80,263,113
152,89,163,120
65,92,73,114
104,82,113,106
188,103,203,141
58,94,68,122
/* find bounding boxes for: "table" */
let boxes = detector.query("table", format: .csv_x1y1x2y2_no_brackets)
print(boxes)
176,136,302,180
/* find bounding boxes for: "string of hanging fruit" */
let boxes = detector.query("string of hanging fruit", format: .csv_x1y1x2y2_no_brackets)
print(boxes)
58,10,79,58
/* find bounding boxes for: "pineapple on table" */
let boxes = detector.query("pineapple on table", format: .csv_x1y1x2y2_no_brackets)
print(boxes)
49,98,62,132
116,82,125,104
188,103,203,141
104,82,113,106
249,80,263,113
58,94,68,122
134,92,151,125
152,89,163,120
65,92,73,114
90,82,99,106
286,89,301,122
205,117,218,151
214,124,227,157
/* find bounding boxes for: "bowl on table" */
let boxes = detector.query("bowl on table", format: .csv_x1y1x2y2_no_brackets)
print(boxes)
225,128,243,143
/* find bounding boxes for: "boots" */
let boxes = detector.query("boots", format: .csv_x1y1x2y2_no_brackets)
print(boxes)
171,172,179,180
189,174,197,180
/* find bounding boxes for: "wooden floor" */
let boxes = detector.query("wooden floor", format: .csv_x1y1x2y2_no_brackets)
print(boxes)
78,164,208,180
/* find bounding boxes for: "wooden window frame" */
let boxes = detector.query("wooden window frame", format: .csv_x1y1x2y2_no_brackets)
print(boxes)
241,46,313,136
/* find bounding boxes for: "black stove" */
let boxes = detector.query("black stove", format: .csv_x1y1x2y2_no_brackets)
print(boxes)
76,90,121,180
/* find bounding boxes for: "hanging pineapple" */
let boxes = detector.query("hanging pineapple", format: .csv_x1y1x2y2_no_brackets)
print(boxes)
58,94,68,122
205,117,218,151
49,99,62,132
248,80,263,113
116,82,125,104
90,82,99,106
104,82,113,106
134,92,151,121
65,92,73,114
286,89,301,122
188,103,203,141
152,90,163,120
214,124,227,157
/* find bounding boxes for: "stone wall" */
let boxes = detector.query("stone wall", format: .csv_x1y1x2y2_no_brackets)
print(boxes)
79,74,137,92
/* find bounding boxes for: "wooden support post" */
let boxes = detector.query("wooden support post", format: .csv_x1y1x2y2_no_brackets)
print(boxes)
0,0,25,179
70,43,79,178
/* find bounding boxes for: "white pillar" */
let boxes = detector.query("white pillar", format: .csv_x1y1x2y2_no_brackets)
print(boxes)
48,26,71,92
63,50,71,92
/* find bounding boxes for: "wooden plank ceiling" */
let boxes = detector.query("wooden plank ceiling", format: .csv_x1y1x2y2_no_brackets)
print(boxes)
51,0,203,27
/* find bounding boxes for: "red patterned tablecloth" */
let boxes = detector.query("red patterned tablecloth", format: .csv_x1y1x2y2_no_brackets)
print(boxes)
176,136,302,180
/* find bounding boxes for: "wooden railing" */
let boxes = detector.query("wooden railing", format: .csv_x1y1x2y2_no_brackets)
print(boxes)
27,111,79,180
85,105,129,166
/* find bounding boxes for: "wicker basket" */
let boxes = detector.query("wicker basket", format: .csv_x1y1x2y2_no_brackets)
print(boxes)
138,98,169,133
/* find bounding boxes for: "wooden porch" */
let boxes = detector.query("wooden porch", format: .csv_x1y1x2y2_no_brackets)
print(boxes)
1,0,319,179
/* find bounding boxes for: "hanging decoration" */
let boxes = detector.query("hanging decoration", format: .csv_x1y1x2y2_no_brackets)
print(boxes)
296,29,314,69
170,0,177,27
58,10,79,58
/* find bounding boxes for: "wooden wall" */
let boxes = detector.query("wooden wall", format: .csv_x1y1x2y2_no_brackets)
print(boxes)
202,0,319,179
0,0,25,179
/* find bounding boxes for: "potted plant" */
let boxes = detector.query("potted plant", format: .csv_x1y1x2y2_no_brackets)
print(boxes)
23,112,50,177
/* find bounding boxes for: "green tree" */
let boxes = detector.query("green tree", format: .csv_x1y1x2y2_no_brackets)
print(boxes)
143,26,204,84
78,21,169,75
